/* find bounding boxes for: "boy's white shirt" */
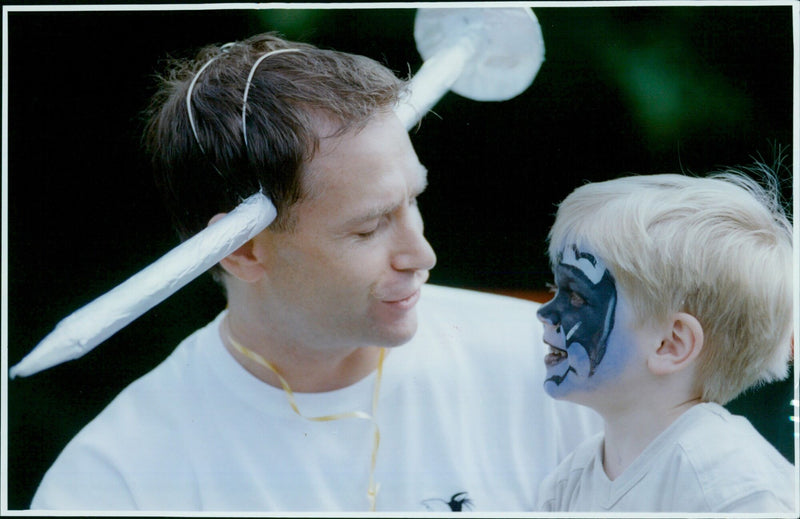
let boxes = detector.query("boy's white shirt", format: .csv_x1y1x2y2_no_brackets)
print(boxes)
537,401,796,513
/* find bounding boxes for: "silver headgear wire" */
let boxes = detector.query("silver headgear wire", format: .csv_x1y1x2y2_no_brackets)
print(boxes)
186,46,301,152
241,48,301,147
185,54,221,153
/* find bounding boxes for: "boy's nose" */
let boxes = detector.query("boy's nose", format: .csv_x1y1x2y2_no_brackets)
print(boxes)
537,303,559,327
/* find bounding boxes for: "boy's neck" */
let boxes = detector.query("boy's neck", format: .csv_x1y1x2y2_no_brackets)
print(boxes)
601,397,702,480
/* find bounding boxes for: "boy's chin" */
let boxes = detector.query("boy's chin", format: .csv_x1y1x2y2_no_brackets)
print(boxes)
543,379,571,399
543,378,592,404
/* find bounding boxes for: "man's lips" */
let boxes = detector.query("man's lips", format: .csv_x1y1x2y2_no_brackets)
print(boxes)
382,288,421,308
378,273,428,306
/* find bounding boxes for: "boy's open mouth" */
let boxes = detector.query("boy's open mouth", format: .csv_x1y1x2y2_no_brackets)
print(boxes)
545,344,568,367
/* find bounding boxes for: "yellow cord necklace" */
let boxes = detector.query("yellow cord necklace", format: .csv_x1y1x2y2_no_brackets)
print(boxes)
224,318,385,511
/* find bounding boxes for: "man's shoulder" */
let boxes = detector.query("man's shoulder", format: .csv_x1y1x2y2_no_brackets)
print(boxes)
31,317,223,510
57,316,220,451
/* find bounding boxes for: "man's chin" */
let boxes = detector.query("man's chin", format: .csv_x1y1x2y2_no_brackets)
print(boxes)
384,327,418,348
373,313,419,348
383,319,417,348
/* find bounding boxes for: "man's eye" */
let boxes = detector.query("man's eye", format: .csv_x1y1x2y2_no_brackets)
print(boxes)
355,217,388,239
569,291,586,307
356,229,377,239
546,282,558,294
355,225,379,239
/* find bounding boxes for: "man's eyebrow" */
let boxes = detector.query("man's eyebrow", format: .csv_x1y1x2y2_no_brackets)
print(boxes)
343,166,428,228
344,202,398,228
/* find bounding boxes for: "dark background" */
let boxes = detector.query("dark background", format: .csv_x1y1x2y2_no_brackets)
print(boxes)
5,4,796,511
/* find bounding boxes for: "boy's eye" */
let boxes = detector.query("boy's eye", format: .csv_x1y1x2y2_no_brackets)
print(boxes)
569,291,587,308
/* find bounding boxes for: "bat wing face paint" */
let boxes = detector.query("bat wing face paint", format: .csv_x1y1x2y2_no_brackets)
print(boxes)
537,245,618,398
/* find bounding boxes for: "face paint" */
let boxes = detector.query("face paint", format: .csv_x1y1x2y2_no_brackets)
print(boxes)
537,245,618,397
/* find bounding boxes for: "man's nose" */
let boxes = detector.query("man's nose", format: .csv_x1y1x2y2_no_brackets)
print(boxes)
391,208,437,272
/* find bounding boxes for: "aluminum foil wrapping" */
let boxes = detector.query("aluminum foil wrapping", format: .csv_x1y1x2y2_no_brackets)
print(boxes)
397,6,544,126
12,7,545,378
395,31,479,131
10,193,276,378
414,8,544,102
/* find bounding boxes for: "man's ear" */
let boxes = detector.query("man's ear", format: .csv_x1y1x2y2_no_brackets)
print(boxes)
208,213,267,283
647,312,704,376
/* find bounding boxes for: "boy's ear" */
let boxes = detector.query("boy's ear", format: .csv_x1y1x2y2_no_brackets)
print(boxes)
647,312,704,376
208,213,267,283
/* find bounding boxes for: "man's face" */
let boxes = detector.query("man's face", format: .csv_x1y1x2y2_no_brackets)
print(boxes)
251,111,436,352
536,245,638,400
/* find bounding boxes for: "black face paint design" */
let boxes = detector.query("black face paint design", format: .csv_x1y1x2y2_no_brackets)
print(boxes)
537,245,617,387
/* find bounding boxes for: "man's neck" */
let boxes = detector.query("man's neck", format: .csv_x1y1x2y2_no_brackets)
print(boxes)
601,397,701,480
222,310,386,393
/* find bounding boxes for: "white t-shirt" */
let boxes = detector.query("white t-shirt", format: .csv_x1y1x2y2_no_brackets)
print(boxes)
537,402,797,513
31,284,601,512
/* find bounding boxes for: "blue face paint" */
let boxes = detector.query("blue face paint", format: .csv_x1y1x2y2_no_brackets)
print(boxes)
537,245,619,397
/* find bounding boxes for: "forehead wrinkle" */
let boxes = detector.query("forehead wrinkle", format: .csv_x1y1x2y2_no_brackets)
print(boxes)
344,200,400,227
343,163,428,228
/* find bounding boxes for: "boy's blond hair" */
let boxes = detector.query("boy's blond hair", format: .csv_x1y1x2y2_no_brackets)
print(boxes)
547,169,793,404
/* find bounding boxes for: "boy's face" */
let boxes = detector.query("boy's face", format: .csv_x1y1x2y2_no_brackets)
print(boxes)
536,245,643,401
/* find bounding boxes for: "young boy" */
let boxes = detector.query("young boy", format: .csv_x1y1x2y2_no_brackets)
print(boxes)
535,170,796,513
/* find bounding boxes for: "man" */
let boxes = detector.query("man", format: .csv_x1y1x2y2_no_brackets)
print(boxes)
31,32,599,512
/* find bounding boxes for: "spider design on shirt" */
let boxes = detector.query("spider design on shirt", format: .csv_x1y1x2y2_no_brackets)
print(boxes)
422,491,474,511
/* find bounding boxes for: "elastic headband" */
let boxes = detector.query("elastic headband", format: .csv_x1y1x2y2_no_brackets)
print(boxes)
185,55,220,153
241,48,301,147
